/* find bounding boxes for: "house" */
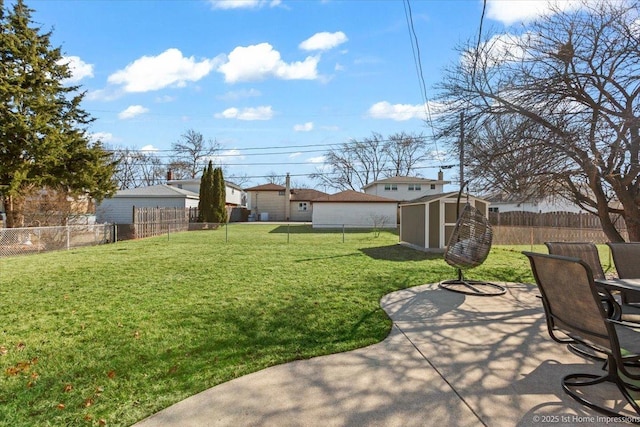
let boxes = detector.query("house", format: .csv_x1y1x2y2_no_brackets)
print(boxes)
311,190,398,229
399,192,490,251
245,175,328,222
167,178,247,207
362,172,450,201
484,192,584,214
96,184,199,224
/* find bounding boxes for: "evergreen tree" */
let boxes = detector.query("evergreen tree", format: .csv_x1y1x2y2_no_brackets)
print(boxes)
197,162,211,222
213,167,227,223
0,0,116,227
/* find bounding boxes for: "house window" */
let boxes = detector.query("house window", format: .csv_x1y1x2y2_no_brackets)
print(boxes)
278,190,285,196
489,207,499,213
430,184,436,190
298,202,308,211
408,184,422,191
384,184,397,191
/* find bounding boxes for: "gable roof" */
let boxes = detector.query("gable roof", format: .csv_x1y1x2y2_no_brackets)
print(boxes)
244,183,285,191
291,188,328,201
312,190,398,203
362,176,450,190
113,184,199,199
400,192,489,206
166,178,244,191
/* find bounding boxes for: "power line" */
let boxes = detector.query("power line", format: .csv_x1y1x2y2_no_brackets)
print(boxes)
403,0,441,166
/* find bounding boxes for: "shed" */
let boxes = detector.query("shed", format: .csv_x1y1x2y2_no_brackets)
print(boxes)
96,184,200,224
399,192,490,251
311,190,398,229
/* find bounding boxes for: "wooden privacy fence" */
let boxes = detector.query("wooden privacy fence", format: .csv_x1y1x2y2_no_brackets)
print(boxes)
492,225,628,245
133,207,192,239
489,211,627,230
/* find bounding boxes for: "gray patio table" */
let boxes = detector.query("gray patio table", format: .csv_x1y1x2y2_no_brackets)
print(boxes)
594,278,640,321
595,278,640,297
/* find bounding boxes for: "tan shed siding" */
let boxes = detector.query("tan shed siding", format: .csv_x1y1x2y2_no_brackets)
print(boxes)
428,201,440,249
400,204,425,247
474,200,488,216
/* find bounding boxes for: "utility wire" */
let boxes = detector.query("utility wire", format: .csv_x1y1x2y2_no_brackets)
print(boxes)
402,0,441,167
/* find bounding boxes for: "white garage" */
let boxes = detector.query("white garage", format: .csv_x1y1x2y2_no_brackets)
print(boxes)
96,184,200,224
311,190,398,229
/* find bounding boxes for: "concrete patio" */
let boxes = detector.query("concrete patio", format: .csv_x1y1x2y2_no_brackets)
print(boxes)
134,283,639,426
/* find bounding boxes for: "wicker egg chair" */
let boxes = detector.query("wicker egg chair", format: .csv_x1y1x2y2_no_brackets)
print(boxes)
439,185,505,296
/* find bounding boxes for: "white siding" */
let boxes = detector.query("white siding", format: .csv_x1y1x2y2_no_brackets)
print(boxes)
96,197,198,224
168,180,246,206
312,203,397,228
365,183,444,201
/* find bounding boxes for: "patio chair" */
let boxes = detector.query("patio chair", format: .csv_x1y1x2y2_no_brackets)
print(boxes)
545,242,617,314
523,251,640,418
607,242,640,306
440,184,505,296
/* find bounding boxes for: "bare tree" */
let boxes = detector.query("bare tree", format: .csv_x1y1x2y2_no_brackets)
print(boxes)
111,147,166,189
436,0,640,241
384,132,430,177
264,171,286,185
170,129,221,179
311,132,429,191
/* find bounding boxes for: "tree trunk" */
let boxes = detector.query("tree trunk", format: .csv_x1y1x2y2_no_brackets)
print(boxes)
3,194,25,228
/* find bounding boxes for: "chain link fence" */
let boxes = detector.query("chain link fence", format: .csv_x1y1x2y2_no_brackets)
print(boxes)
0,224,114,257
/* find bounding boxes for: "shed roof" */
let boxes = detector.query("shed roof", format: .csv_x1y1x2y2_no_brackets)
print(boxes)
312,190,398,203
400,192,489,206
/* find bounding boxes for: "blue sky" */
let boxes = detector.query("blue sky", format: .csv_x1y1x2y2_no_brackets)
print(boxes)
26,0,581,189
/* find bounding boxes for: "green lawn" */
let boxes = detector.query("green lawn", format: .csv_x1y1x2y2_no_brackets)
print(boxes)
1,224,536,426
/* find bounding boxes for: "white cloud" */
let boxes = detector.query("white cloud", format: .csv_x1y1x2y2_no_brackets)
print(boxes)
486,0,584,25
367,101,428,121
306,156,326,164
218,43,319,83
218,88,262,101
462,32,533,70
289,152,302,158
108,48,219,92
58,56,94,83
118,105,149,120
89,132,114,143
215,106,274,120
211,148,246,164
140,144,159,152
293,122,313,132
209,0,280,9
299,31,348,51
155,95,176,103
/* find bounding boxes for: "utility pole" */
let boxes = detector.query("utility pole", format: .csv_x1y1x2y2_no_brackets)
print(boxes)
459,111,465,189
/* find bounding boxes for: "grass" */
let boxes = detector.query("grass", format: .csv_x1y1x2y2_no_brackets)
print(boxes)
0,224,536,426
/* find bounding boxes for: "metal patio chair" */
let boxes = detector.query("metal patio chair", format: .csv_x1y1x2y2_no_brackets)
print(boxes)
524,251,640,418
607,242,640,306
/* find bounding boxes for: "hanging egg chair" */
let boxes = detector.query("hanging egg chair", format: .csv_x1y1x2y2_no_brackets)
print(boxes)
439,183,506,296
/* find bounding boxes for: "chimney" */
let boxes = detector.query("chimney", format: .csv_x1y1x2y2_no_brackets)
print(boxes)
285,173,291,221
167,168,174,182
437,169,444,181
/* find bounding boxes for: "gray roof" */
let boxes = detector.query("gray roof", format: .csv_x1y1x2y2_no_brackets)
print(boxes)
113,184,199,199
400,192,489,206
